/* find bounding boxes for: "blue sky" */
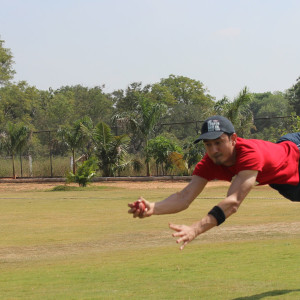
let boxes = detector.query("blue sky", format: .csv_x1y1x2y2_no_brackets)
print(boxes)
1,0,299,100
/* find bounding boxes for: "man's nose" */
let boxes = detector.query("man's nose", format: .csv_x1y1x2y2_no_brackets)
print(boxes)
211,144,219,154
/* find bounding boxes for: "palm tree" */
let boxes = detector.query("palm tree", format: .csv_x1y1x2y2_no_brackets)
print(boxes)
93,121,130,177
114,95,166,176
57,116,93,174
214,87,254,137
0,122,30,178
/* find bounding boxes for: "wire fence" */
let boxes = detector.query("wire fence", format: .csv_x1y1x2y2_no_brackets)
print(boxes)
0,115,294,178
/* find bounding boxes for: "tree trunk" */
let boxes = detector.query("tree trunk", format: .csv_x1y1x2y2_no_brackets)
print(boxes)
146,161,150,177
20,153,23,177
72,149,76,174
145,139,150,176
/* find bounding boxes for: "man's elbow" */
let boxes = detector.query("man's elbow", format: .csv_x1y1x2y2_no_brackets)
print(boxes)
226,200,242,216
177,197,191,211
229,204,239,215
182,201,191,211
177,191,194,211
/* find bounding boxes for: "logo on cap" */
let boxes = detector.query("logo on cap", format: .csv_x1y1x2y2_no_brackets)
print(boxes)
207,120,220,132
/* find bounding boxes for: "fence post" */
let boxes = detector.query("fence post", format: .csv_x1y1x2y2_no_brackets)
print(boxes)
48,131,53,177
29,155,33,177
70,156,73,172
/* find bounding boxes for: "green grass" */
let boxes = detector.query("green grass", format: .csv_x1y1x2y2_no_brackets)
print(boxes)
0,183,300,299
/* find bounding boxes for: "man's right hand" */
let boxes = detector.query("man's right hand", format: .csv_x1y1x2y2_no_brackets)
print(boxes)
128,197,154,218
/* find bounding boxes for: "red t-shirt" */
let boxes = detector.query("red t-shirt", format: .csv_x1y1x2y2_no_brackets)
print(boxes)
193,137,300,185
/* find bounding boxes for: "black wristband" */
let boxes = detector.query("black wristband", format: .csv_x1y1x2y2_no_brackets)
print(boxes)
208,206,226,226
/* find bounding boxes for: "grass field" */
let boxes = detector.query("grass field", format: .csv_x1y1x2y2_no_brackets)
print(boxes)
0,181,300,299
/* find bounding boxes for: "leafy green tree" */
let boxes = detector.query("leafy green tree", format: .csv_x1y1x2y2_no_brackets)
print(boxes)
93,121,130,177
111,81,175,117
0,81,40,127
161,103,209,141
55,85,114,125
213,96,230,115
111,76,214,147
147,135,182,175
113,95,167,176
159,74,214,106
35,89,75,130
112,82,148,113
274,113,300,139
214,87,254,138
183,138,205,173
0,122,30,178
147,83,176,106
250,92,293,140
57,117,93,174
0,38,15,86
157,75,214,141
286,76,300,115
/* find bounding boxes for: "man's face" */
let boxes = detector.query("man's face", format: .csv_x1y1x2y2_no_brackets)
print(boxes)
203,133,237,166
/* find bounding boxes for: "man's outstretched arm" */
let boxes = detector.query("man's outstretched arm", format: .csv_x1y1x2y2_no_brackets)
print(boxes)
128,175,208,218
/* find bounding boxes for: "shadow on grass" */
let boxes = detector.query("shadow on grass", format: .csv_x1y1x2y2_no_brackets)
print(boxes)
232,289,300,300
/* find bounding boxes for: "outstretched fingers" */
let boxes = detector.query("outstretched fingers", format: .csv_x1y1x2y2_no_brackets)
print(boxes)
169,223,196,250
169,223,183,236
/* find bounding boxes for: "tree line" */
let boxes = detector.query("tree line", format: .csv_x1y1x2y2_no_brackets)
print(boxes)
0,37,300,178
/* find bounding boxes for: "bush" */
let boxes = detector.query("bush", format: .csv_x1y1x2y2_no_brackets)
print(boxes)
66,157,97,187
51,185,78,191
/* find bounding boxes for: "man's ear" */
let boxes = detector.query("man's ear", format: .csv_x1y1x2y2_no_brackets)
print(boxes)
230,133,237,145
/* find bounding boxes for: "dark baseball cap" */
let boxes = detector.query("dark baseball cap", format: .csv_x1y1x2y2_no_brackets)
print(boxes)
194,115,235,143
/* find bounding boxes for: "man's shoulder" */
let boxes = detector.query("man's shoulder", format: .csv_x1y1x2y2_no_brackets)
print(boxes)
237,137,269,145
236,137,273,149
235,137,274,161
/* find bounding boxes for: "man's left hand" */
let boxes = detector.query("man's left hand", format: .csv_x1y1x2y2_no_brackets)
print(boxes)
169,223,198,250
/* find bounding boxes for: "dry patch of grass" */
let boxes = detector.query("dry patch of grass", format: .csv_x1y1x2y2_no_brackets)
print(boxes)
1,222,300,263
